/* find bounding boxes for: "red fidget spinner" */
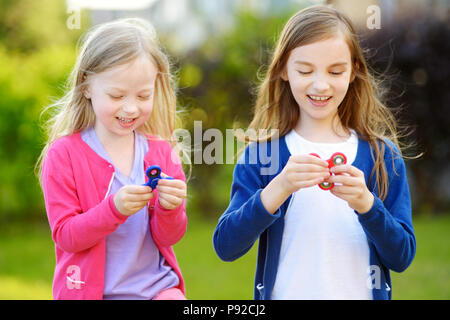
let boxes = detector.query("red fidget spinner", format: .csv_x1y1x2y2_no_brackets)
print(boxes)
309,152,347,190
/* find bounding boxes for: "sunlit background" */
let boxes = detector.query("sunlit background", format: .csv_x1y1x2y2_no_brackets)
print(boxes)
0,0,448,299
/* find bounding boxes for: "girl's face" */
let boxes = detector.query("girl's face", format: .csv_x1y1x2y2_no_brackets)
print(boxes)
283,34,354,129
85,55,158,141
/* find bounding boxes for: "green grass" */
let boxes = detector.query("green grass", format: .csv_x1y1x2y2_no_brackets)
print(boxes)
0,215,448,300
390,214,450,299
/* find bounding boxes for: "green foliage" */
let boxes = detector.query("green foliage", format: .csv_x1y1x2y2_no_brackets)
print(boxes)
0,0,87,221
0,45,76,220
0,0,82,53
0,0,446,224
177,10,293,220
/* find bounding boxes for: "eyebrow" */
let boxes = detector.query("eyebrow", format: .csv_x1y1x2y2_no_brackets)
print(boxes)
107,86,154,92
294,61,348,67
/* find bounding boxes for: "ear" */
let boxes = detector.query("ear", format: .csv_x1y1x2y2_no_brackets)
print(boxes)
82,74,91,99
280,67,288,81
83,88,91,99
350,60,360,83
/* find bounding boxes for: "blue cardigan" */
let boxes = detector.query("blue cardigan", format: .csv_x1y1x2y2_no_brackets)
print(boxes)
213,135,416,300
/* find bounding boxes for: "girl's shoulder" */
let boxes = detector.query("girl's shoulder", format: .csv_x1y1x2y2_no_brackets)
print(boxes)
42,132,91,170
373,137,404,164
47,132,83,155
235,136,289,182
143,133,174,152
357,135,406,172
238,135,289,165
143,133,182,167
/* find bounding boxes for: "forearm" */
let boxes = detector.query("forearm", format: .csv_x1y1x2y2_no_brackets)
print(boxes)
260,176,292,214
214,189,281,261
49,195,128,253
150,199,187,247
358,195,416,272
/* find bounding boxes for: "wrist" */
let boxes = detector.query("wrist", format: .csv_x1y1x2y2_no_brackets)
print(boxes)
157,198,174,211
112,193,130,218
355,192,374,214
260,176,292,214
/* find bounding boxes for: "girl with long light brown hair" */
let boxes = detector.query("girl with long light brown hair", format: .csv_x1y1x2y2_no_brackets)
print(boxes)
214,5,415,300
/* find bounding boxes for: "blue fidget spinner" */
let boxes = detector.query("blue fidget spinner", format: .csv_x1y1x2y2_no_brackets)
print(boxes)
143,165,173,189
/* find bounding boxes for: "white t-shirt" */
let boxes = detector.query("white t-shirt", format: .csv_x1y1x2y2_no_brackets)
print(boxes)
271,129,372,300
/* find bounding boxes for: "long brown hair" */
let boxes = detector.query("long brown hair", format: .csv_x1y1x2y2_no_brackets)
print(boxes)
245,4,407,200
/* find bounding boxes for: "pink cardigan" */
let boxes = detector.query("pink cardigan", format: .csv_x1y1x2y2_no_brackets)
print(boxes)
41,132,187,299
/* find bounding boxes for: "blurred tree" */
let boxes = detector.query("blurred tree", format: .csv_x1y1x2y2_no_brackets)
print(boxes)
0,0,88,222
0,0,83,53
177,7,450,219
176,10,293,220
363,12,450,212
0,1,447,223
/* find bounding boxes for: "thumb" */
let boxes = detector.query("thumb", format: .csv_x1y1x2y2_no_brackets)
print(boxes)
160,172,168,178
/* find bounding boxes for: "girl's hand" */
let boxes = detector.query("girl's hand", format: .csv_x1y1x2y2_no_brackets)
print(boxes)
261,154,330,214
156,173,187,210
278,154,331,195
114,185,154,216
328,165,374,214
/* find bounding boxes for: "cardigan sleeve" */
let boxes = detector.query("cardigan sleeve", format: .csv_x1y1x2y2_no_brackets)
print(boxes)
149,140,187,248
42,143,128,253
213,144,282,262
358,143,416,272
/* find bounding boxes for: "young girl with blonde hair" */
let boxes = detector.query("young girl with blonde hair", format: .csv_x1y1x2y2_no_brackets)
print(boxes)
213,5,416,300
37,18,187,300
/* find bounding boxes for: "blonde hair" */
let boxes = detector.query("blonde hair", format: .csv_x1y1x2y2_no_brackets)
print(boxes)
36,18,184,183
244,4,408,200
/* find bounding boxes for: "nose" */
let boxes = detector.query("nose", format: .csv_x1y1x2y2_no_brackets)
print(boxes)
312,73,330,92
122,98,139,114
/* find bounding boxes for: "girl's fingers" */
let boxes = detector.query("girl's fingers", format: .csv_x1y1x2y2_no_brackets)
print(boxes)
291,173,329,189
159,192,182,207
330,164,363,177
129,202,150,211
298,178,328,189
125,185,153,193
156,185,187,198
330,185,358,195
290,154,328,167
292,171,330,182
327,174,360,186
125,192,154,202
156,177,186,188
290,163,330,173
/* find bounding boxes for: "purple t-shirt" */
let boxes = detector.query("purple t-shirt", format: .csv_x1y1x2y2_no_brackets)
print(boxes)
81,127,179,299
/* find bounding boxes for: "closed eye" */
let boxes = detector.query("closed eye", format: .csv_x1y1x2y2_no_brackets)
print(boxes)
298,71,312,75
109,95,124,100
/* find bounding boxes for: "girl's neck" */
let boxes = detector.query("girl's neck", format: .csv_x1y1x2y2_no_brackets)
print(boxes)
94,126,135,177
295,116,350,143
94,126,135,154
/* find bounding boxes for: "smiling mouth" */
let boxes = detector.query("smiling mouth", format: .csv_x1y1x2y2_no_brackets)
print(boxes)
307,95,332,102
116,117,136,123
